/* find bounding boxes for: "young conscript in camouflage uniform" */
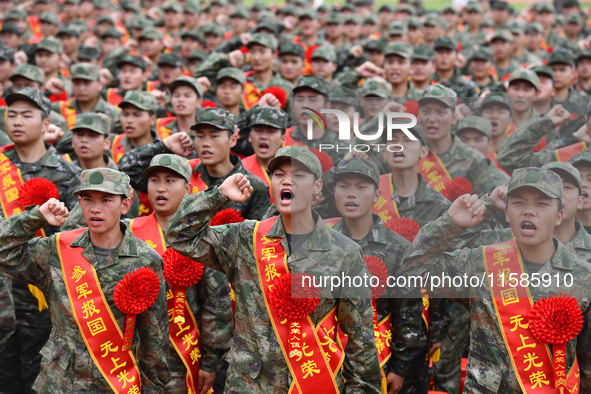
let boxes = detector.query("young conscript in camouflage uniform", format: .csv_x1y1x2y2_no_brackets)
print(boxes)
166,146,382,393
70,113,117,170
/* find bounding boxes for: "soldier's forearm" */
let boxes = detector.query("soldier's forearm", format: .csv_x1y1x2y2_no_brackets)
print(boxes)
118,141,169,193
497,117,555,171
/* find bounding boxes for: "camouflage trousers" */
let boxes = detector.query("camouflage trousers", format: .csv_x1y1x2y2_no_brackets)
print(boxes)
224,361,290,393
396,355,432,394
432,302,470,394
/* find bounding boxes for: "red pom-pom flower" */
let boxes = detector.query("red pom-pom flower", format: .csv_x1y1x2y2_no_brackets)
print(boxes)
210,207,244,226
364,256,389,298
441,177,473,202
262,86,288,109
390,217,421,242
529,293,583,345
310,149,334,173
269,273,320,320
163,248,204,324
18,178,59,210
113,267,161,350
202,100,218,108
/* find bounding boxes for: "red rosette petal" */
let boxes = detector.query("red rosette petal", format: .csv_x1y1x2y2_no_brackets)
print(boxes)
364,255,389,298
210,207,245,226
440,177,473,202
403,100,419,118
390,217,421,242
202,100,218,108
262,86,288,109
113,267,161,315
268,273,320,320
310,149,334,174
529,293,583,344
18,178,59,210
162,248,204,290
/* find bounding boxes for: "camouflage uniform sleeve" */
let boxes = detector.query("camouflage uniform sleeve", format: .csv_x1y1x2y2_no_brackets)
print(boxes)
427,298,452,343
118,141,170,193
333,68,363,91
387,296,425,378
578,301,591,391
0,206,53,289
338,250,382,393
136,249,171,392
244,176,272,220
197,268,233,373
497,116,556,172
165,186,245,276
469,155,497,195
61,202,87,231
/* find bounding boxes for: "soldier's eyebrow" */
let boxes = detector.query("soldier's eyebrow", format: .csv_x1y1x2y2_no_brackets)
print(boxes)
7,109,35,115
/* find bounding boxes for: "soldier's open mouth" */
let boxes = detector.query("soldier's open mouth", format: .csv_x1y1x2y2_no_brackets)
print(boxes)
280,190,292,201
490,121,498,128
156,196,168,205
90,218,104,225
521,221,537,233
583,192,589,198
394,152,405,158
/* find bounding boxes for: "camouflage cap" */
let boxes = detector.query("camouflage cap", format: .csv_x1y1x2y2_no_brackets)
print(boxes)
387,20,407,36
562,0,580,7
378,4,395,12
344,14,362,25
434,36,458,51
95,15,115,25
162,1,182,13
387,118,428,146
210,0,228,7
37,37,63,54
531,65,554,81
547,49,575,67
542,162,582,191
101,28,123,40
4,9,27,21
573,142,591,168
480,18,494,28
325,12,344,25
384,41,413,58
6,87,51,116
576,49,591,63
470,46,493,62
40,12,60,26
72,113,112,135
250,106,288,129
465,1,483,12
188,49,206,61
365,38,386,53
335,157,380,186
170,75,203,97
58,25,81,37
10,64,45,84
360,77,392,98
121,1,142,12
532,1,555,13
490,29,513,43
64,0,80,4
329,86,357,107
251,1,268,11
508,69,540,90
75,168,131,197
299,9,318,20
293,75,329,96
181,29,201,41
363,15,378,25
144,153,192,183
1,22,20,35
507,167,562,200
524,22,544,34
0,46,15,62
481,92,512,112
71,62,100,81
157,52,184,68
93,0,112,10
311,46,337,63
78,45,101,60
506,20,525,35
279,4,298,16
492,0,510,10
139,27,163,41
268,146,322,179
247,33,278,51
411,45,434,61
127,14,153,30
117,54,147,72
398,4,416,15
279,42,305,58
119,90,158,112
191,108,235,131
406,16,423,29
216,67,245,86
456,116,492,139
442,4,457,14
419,84,457,110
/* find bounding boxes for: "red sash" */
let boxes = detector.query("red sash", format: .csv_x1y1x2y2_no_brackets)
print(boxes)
59,99,78,130
0,150,25,218
418,152,452,193
284,127,307,148
111,134,126,165
57,228,142,393
373,174,401,231
483,239,579,393
555,142,587,163
188,158,207,194
243,79,261,110
106,88,123,107
242,154,272,202
487,149,512,176
156,117,176,140
254,217,340,393
128,213,202,393
146,81,160,93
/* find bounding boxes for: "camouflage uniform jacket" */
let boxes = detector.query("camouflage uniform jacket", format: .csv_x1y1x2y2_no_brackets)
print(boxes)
117,141,271,220
431,69,478,99
574,81,591,96
552,88,589,116
456,31,486,53
0,207,171,392
109,129,159,162
487,158,511,187
52,96,121,124
165,187,382,393
494,58,522,82
402,212,591,393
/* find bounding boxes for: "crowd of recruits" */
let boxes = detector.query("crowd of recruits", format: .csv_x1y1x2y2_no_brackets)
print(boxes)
0,0,591,393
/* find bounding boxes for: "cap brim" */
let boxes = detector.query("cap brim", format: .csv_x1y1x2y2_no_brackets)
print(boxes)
334,171,378,186
507,184,560,199
267,155,312,175
418,97,454,108
170,80,201,96
71,126,107,135
5,93,44,112
119,101,150,111
190,121,229,131
143,165,190,183
74,186,129,197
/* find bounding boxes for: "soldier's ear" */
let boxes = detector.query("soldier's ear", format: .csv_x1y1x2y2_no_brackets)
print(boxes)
103,136,111,151
184,182,192,195
120,196,132,215
418,145,429,159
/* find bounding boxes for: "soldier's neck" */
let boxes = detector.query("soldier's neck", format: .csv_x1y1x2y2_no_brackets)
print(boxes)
205,157,233,178
344,213,374,241
14,139,46,163
411,79,429,91
554,217,577,246
254,69,274,88
428,133,453,155
77,96,100,113
155,211,174,233
256,155,272,173
129,131,154,148
518,238,556,265
495,56,511,69
435,68,454,83
90,226,124,250
513,46,525,58
512,109,532,127
554,86,570,99
474,75,491,87
391,82,409,98
533,99,552,115
579,78,591,89
391,169,419,197
491,133,506,152
576,209,591,226
177,114,197,133
282,210,315,235
221,103,240,117
78,155,108,170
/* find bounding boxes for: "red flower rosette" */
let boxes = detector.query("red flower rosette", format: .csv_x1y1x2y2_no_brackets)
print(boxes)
310,149,334,174
390,217,421,242
364,256,389,299
18,178,59,210
441,177,473,202
529,293,583,390
262,86,288,110
162,248,204,324
113,267,161,350
202,100,218,108
210,207,244,226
